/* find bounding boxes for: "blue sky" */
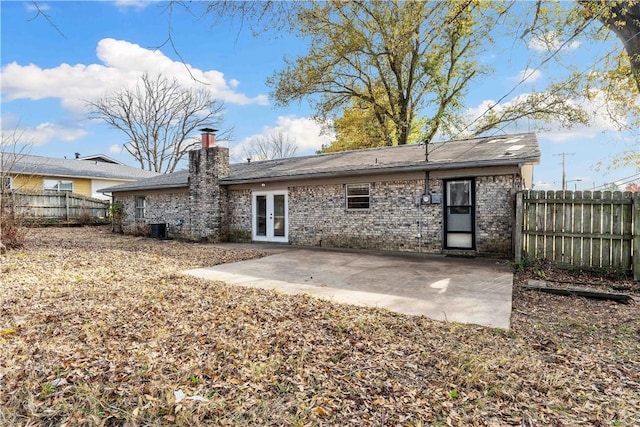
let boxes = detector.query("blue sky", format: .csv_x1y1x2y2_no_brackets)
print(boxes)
1,0,639,190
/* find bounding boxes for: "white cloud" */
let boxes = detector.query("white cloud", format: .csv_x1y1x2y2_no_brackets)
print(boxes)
25,2,49,12
274,116,335,151
0,38,269,114
539,90,629,142
513,68,542,84
108,144,123,154
11,122,88,146
533,180,555,190
528,32,581,52
465,100,497,127
113,0,159,10
230,116,335,162
464,90,623,143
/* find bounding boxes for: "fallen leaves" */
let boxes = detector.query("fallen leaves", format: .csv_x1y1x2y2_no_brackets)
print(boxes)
0,226,638,425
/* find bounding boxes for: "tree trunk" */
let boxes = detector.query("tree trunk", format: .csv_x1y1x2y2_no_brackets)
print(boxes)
587,2,640,93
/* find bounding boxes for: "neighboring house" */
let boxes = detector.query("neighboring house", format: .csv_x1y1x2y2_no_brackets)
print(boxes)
74,153,123,164
102,131,540,257
0,152,159,200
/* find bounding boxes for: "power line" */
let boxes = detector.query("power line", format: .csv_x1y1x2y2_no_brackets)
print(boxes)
424,9,608,160
449,2,640,141
450,5,608,140
424,3,640,163
593,171,640,190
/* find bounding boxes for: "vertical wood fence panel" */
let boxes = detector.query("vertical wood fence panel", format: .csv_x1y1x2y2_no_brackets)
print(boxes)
516,190,639,278
3,191,109,223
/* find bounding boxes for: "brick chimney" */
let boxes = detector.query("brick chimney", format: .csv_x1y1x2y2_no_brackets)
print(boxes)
200,127,217,149
189,128,229,242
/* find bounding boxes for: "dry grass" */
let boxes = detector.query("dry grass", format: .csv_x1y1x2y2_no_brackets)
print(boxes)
1,227,639,426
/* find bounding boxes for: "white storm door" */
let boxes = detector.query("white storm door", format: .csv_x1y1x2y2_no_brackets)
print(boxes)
445,179,474,249
252,191,288,242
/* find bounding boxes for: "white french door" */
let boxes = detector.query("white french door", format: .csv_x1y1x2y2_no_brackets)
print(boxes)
252,191,288,242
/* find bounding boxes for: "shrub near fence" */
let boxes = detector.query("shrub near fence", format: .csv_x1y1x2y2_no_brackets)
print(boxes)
515,190,640,279
5,190,110,224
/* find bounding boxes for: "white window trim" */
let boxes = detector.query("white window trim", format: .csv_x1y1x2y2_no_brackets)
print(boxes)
135,196,146,220
345,183,371,210
43,179,74,192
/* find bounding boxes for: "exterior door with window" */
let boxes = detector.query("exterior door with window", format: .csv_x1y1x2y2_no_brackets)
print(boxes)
444,179,474,249
252,191,288,242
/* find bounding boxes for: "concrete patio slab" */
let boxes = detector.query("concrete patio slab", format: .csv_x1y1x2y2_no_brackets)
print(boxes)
184,246,513,329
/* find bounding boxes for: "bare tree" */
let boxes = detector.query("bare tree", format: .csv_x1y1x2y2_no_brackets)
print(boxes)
243,130,298,161
87,73,229,173
1,125,32,251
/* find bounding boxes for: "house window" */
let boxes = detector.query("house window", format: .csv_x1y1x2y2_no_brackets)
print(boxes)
346,183,370,210
135,196,146,219
2,176,12,192
43,179,73,192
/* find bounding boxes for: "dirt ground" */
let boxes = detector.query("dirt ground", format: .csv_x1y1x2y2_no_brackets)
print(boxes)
1,226,638,426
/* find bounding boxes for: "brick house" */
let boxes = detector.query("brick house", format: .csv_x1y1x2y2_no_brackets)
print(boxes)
101,131,539,257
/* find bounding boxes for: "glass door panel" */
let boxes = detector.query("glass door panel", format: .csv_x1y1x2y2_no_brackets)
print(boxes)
273,194,285,237
445,180,474,249
256,195,267,236
253,191,288,242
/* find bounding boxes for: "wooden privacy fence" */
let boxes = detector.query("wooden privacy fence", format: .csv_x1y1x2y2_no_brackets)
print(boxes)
515,190,640,279
2,191,110,223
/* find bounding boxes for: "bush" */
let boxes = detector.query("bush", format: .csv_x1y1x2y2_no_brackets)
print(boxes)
229,228,252,243
108,201,125,233
79,206,92,226
1,193,26,249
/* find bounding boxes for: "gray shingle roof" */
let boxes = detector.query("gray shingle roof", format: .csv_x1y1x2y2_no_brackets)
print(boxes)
1,152,160,181
100,132,539,192
100,170,190,193
224,132,539,184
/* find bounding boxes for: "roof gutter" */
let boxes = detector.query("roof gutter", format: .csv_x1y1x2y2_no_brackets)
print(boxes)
6,169,152,182
98,182,189,194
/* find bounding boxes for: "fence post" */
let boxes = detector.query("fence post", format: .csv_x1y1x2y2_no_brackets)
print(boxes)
633,193,640,281
514,191,524,262
65,192,70,221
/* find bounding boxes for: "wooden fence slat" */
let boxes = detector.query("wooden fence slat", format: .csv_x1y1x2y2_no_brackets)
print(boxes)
534,191,546,258
520,189,634,275
582,191,593,267
6,191,109,222
572,191,583,267
542,191,553,260
611,192,623,269
601,191,613,268
515,192,524,262
622,192,633,270
526,190,537,258
551,190,558,263
592,191,603,268
633,193,640,280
